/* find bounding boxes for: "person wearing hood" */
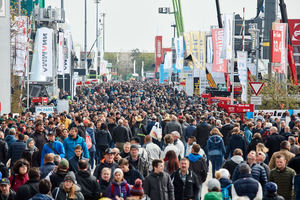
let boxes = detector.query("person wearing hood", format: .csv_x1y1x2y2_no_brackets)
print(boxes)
107,168,131,200
75,160,100,200
52,171,84,200
206,128,226,177
118,158,144,186
203,179,222,200
226,128,248,159
22,138,40,167
28,179,53,200
40,131,65,166
222,148,244,177
187,144,208,200
0,178,16,200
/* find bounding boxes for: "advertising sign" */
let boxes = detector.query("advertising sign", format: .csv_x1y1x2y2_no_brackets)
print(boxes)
194,77,200,95
35,106,54,116
273,23,287,74
212,28,228,73
271,30,282,64
221,14,234,60
288,19,300,45
237,51,248,102
155,36,163,72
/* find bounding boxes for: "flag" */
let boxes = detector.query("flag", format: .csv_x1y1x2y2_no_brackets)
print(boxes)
212,28,228,73
237,51,248,102
206,68,217,88
221,14,234,60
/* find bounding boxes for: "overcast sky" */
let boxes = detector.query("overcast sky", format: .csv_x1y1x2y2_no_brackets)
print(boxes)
46,0,300,52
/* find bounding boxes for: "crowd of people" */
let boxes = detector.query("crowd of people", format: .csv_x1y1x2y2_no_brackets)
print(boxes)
0,80,298,200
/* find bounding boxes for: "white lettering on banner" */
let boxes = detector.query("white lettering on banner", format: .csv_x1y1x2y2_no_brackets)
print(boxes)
35,106,54,116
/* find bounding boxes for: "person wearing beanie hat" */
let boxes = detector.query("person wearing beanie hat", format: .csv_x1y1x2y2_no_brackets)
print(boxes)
130,178,144,198
263,182,284,200
107,168,131,200
49,159,69,189
21,137,40,167
52,171,84,200
204,179,222,200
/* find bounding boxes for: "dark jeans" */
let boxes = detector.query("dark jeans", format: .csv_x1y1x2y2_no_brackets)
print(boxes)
209,155,223,177
295,174,300,200
89,151,95,169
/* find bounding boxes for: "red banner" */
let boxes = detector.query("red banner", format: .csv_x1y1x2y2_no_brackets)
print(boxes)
288,19,300,45
155,36,163,73
271,30,282,63
212,29,228,73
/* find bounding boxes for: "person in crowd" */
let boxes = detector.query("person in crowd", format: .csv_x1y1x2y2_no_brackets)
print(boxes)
144,159,174,200
95,122,113,163
107,168,131,200
203,179,222,200
99,167,111,198
171,131,184,159
263,182,284,200
207,128,226,177
265,127,285,158
130,138,148,161
52,171,84,200
39,154,56,179
143,135,161,171
215,168,232,200
226,127,248,159
126,144,148,178
9,134,26,167
59,113,71,130
29,179,53,200
112,119,130,150
268,140,295,170
164,115,182,137
193,117,212,152
162,134,180,158
21,138,40,167
63,127,89,160
5,128,17,150
247,133,264,154
93,148,118,181
68,116,86,139
244,122,254,144
16,167,40,200
131,116,147,146
0,131,8,164
32,122,47,162
185,136,197,157
118,158,143,186
112,148,122,163
9,158,30,192
184,119,197,143
232,163,263,200
128,179,144,200
68,145,89,173
85,121,96,168
256,151,270,179
171,158,199,200
75,159,100,200
120,142,131,158
0,178,16,200
164,150,179,175
269,154,296,200
288,136,299,155
223,148,244,177
220,117,233,146
287,150,300,174
49,158,69,190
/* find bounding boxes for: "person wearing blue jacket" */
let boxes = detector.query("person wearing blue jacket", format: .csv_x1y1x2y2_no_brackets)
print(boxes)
64,127,89,160
207,128,226,178
40,132,65,166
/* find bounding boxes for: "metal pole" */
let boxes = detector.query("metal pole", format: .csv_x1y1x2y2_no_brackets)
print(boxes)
256,30,259,81
84,0,88,76
102,13,106,54
230,13,235,105
26,70,29,110
96,1,99,74
215,0,223,28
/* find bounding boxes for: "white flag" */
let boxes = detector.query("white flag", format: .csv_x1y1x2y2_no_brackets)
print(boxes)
237,51,248,102
221,14,234,60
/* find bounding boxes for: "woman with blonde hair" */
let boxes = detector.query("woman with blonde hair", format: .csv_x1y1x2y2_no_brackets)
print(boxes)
227,127,248,159
207,128,226,177
256,143,269,163
247,133,263,154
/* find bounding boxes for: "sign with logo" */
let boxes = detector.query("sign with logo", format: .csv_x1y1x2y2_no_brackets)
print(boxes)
271,30,282,63
251,96,262,105
273,23,287,74
36,106,54,116
212,28,228,73
249,82,264,96
288,19,300,45
155,36,162,72
37,27,53,78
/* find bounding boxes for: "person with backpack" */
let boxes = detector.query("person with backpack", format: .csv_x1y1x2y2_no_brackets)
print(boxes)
40,132,65,166
215,168,232,200
107,168,131,200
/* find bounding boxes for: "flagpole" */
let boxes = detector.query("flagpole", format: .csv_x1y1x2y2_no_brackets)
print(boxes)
230,13,235,105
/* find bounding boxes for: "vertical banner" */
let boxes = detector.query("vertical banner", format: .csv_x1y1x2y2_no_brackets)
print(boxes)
194,77,200,95
221,14,234,60
212,28,228,73
100,60,108,75
199,32,206,70
164,51,172,70
237,51,248,102
206,36,213,63
190,32,206,70
183,32,193,68
64,30,71,74
271,30,282,64
155,36,162,72
175,36,184,70
57,32,64,75
273,23,287,74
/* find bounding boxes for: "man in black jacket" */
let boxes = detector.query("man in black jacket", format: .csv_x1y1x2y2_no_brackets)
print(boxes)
0,132,8,164
171,158,199,200
111,119,130,150
118,158,144,186
266,127,286,158
15,167,40,200
75,160,100,200
8,134,26,166
193,117,211,151
68,145,89,173
220,117,234,146
93,148,118,181
0,178,16,200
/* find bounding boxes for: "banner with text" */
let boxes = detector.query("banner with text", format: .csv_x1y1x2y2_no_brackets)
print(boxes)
237,51,248,102
57,32,64,75
221,14,234,60
212,28,228,73
155,36,163,72
175,36,184,70
190,32,206,70
273,23,287,74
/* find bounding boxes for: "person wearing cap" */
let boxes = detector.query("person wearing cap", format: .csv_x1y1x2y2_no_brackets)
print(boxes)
49,158,70,189
130,137,148,161
203,178,222,200
52,171,84,200
232,163,263,200
128,178,144,200
40,130,65,166
21,138,40,167
0,178,16,200
131,116,147,146
126,144,148,178
93,148,118,181
107,168,131,200
263,182,284,200
111,119,130,151
63,127,89,160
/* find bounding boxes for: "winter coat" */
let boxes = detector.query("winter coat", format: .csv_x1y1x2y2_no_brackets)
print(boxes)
131,122,147,138
220,123,234,146
174,139,185,159
107,123,117,136
207,135,226,157
0,139,8,163
99,178,110,198
263,193,285,200
244,127,253,144
106,180,131,200
184,125,196,142
32,131,47,152
144,171,175,200
268,149,295,170
222,155,243,176
203,192,222,200
219,178,232,199
40,141,65,165
247,137,263,154
0,189,16,200
5,135,16,149
15,178,39,200
163,144,180,159
123,165,144,185
22,147,40,167
29,194,54,200
171,169,199,200
226,134,248,159
68,155,89,174
269,167,296,200
164,121,182,136
9,140,26,166
94,129,113,152
85,127,96,152
49,170,68,190
265,133,285,158
93,160,119,181
187,153,208,183
52,184,84,200
126,155,149,178
287,153,300,174
39,162,56,179
75,170,100,200
144,142,161,170
193,122,212,148
63,135,89,160
294,174,300,200
111,125,130,143
9,173,29,192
